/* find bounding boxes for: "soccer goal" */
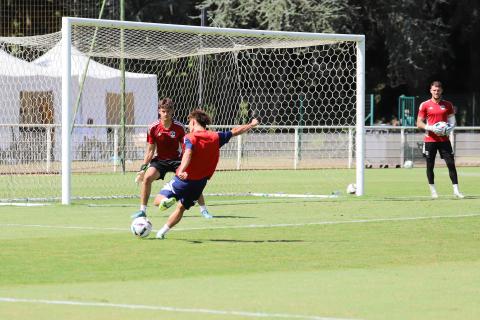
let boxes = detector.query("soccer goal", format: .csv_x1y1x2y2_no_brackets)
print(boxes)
0,17,365,204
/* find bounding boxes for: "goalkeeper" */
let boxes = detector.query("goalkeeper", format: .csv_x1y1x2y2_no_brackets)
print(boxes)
416,81,464,199
132,98,213,219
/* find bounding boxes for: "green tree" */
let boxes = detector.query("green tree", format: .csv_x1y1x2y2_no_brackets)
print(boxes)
444,0,480,92
125,0,200,24
198,0,353,33
349,0,451,90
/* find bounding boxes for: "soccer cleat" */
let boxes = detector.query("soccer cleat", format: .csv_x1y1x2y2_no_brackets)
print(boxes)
201,209,213,219
454,192,465,199
159,197,176,211
156,232,165,240
431,191,439,199
131,210,146,219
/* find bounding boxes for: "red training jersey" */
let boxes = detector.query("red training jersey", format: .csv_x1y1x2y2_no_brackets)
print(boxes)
179,130,221,180
147,120,185,160
417,99,454,142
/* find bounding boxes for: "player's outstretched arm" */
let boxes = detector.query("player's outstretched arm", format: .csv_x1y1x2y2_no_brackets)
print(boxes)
231,118,259,137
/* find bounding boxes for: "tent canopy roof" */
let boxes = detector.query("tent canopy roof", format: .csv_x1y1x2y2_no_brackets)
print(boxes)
33,43,156,79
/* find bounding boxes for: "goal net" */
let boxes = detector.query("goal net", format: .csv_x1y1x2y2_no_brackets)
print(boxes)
0,18,365,203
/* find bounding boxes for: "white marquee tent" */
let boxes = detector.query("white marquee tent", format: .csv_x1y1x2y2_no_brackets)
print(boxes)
0,43,158,161
33,43,158,129
0,49,62,152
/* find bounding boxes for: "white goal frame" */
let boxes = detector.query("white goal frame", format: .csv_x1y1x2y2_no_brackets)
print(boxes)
60,17,365,205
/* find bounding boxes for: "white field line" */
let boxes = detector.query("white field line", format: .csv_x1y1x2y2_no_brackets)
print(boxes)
0,224,126,231
0,297,358,320
176,213,480,231
0,213,479,233
0,203,50,207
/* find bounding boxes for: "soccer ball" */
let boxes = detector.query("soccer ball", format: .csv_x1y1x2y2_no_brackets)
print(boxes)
346,183,357,194
433,121,448,136
130,217,152,238
403,160,414,169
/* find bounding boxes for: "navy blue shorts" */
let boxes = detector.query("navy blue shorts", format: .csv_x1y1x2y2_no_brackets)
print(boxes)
159,176,208,210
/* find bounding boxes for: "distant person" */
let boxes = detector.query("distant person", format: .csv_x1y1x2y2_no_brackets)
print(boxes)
154,110,259,239
375,117,387,126
132,98,213,220
390,116,400,126
416,81,464,199
403,109,415,126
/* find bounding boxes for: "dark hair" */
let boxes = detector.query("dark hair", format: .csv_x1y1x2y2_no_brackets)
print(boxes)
188,109,211,128
430,81,443,88
158,98,173,109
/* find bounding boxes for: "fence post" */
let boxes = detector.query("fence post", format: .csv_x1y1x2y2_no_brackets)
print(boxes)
348,127,353,169
473,92,476,127
46,126,52,172
236,134,242,170
400,127,405,164
294,127,299,169
114,127,119,172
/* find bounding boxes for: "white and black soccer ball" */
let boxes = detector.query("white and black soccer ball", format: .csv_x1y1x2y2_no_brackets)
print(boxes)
346,183,357,194
130,217,153,238
403,160,414,169
433,121,448,136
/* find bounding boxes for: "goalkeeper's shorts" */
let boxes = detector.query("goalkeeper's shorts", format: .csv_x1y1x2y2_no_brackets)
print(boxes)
149,159,181,180
423,141,454,160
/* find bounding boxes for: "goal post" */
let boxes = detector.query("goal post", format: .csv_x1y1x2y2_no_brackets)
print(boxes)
0,17,365,204
356,39,365,196
61,18,72,204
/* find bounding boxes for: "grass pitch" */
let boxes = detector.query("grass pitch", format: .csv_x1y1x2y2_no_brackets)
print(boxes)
1,167,479,320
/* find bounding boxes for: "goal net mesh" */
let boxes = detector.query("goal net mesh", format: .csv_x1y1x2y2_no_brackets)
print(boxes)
0,22,359,202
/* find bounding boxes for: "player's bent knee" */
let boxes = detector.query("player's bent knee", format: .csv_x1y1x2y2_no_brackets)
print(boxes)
144,174,157,184
153,195,165,206
177,202,186,211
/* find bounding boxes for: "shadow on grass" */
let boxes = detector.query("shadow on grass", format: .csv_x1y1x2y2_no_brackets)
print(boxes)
177,238,305,244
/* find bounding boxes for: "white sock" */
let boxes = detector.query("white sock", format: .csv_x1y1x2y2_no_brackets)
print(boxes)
157,224,170,237
199,205,207,212
429,184,437,193
140,205,147,212
453,184,460,193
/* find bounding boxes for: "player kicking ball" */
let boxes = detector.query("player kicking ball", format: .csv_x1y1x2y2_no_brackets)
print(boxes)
132,98,213,220
416,81,464,199
154,109,259,239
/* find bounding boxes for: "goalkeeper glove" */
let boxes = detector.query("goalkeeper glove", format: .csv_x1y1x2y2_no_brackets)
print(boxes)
425,124,444,135
135,164,149,184
445,124,454,136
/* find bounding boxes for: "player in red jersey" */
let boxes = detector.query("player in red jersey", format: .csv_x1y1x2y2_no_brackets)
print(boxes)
154,109,259,239
416,81,464,199
132,98,213,219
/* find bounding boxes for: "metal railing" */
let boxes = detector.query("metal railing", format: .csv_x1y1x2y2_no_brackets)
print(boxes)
1,124,480,173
